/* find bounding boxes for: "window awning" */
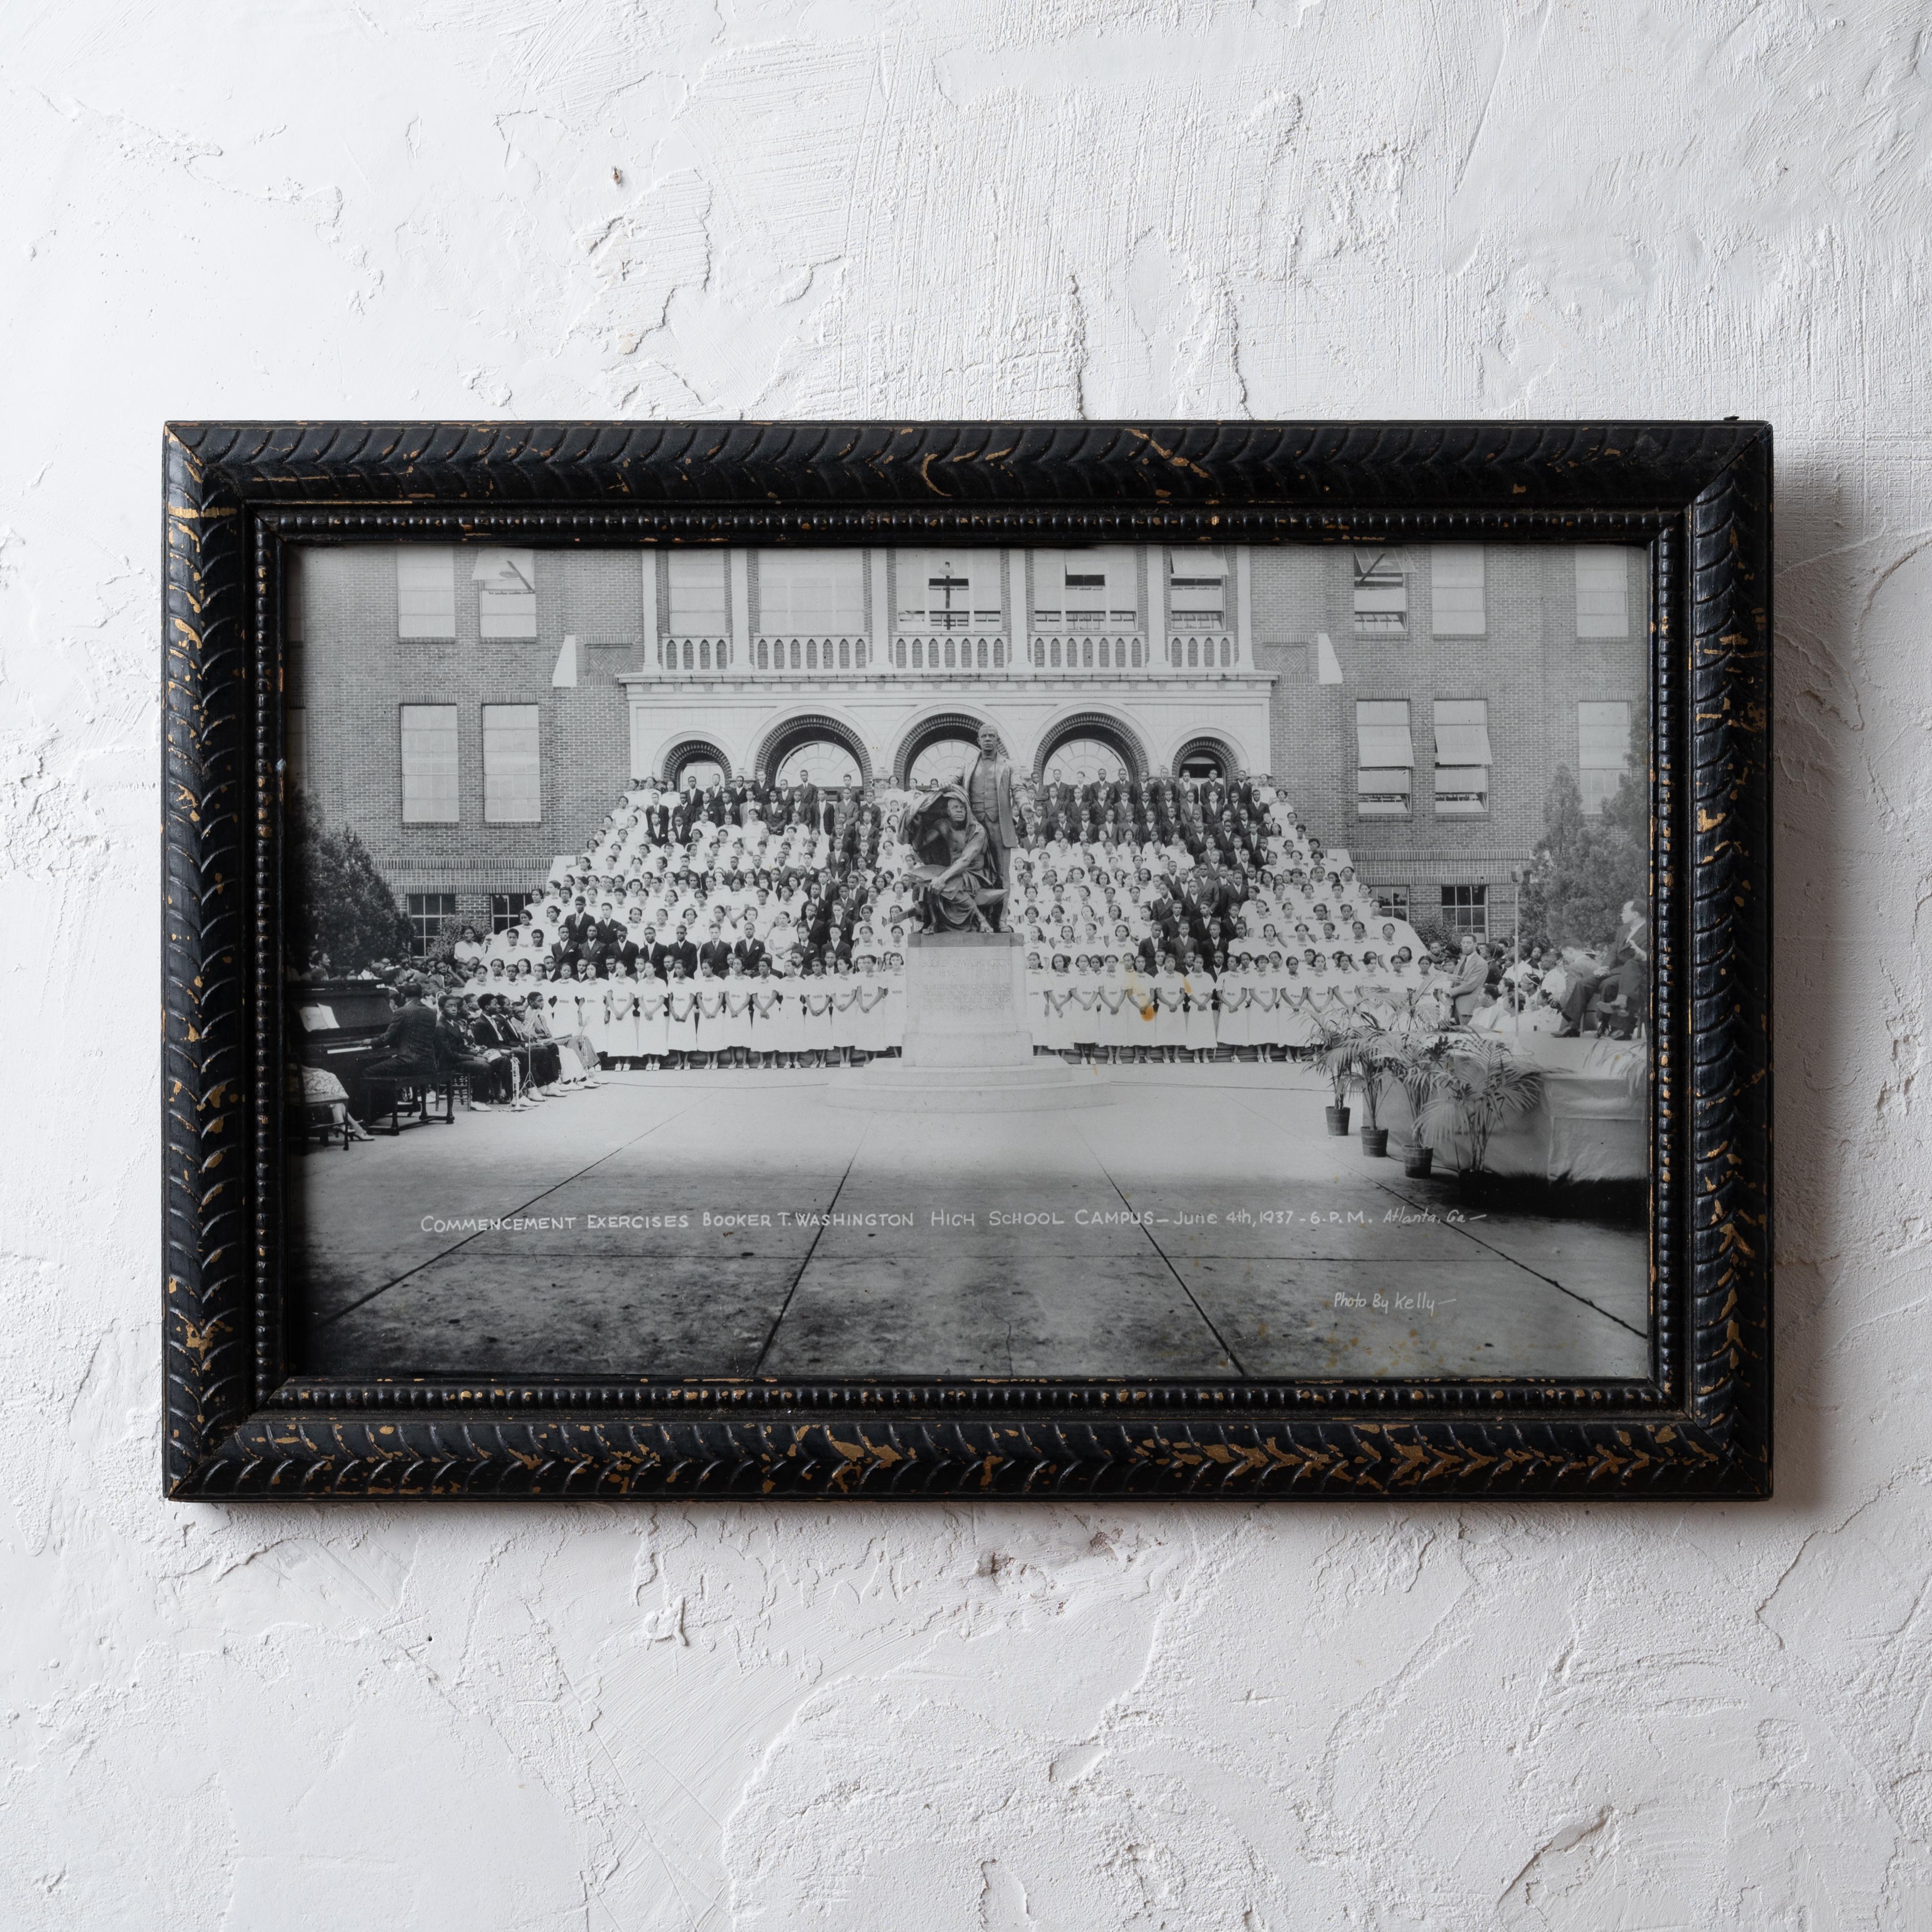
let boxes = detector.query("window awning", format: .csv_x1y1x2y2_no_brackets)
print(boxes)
1356,725,1415,767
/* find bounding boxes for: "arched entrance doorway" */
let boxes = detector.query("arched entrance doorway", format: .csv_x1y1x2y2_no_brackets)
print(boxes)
662,737,732,789
1172,735,1237,782
755,713,871,791
1040,736,1133,788
896,711,993,790
1033,712,1147,785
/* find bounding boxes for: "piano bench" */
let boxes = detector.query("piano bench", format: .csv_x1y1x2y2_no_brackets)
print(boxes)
362,1073,458,1135
288,1098,352,1153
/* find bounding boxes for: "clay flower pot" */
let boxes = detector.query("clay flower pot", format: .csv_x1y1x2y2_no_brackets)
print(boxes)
1360,1127,1389,1157
1325,1104,1350,1136
1402,1145,1435,1179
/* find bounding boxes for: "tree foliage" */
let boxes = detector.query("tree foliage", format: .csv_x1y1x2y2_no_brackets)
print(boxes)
1517,765,1648,952
287,798,410,975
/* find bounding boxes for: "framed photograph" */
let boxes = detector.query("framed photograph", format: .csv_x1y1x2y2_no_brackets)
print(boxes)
162,419,1771,1500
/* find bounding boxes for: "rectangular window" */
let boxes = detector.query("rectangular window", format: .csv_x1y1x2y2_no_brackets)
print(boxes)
1353,549,1407,633
1165,548,1227,630
482,704,542,822
1440,884,1488,939
1578,699,1633,815
898,549,1002,630
757,550,865,633
472,548,538,640
1031,547,1135,631
285,705,308,792
405,891,460,961
490,891,535,933
1372,885,1410,919
397,546,457,641
1354,699,1414,816
667,551,729,634
399,704,459,823
1430,546,1485,635
1576,548,1630,638
1433,698,1492,815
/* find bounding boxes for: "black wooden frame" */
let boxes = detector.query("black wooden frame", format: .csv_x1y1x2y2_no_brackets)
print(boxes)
162,420,1772,1501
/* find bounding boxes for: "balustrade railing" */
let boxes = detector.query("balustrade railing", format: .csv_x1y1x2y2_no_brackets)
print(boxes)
1165,632,1241,670
1029,633,1148,671
755,634,873,672
654,635,734,672
644,629,1251,677
889,634,1012,672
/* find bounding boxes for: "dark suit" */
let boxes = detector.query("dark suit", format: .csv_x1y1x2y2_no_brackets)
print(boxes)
734,938,768,975
365,1002,440,1074
1563,929,1647,1032
697,939,734,978
589,919,623,970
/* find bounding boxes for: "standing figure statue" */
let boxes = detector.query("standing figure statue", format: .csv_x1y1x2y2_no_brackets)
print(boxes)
962,725,1018,916
903,787,1006,933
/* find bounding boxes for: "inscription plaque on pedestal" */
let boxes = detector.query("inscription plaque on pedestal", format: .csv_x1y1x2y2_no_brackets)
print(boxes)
901,932,1032,1068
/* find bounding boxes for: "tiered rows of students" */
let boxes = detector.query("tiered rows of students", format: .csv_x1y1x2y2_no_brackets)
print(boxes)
400,770,1472,1074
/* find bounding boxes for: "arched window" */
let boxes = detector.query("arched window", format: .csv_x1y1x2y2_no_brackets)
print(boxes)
857,640,868,668
994,640,1006,669
839,640,851,669
789,640,801,669
1168,639,1181,667
946,640,957,668
682,640,694,670
1221,638,1233,667
911,640,923,669
895,640,906,668
1187,639,1198,668
755,640,767,670
1051,640,1062,668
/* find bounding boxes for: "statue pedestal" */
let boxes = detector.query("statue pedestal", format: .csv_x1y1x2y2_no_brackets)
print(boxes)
901,932,1032,1068
825,932,1112,1112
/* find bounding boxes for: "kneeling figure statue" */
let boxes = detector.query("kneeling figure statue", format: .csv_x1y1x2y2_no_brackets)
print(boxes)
903,786,1006,934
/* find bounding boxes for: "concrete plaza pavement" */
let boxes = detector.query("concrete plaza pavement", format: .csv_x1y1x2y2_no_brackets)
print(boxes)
293,1064,1650,1383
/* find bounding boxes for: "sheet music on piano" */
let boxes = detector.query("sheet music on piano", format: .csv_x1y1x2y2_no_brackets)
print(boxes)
297,1004,340,1031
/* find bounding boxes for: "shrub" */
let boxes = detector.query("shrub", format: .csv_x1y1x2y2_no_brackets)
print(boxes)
287,799,411,976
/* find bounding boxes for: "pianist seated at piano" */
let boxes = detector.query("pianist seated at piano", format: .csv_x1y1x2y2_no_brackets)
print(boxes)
357,978,443,1098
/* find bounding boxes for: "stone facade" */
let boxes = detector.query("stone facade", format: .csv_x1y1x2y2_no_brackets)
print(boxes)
290,540,1648,943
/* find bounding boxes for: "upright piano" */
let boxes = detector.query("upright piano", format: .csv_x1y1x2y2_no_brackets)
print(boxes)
288,979,400,1115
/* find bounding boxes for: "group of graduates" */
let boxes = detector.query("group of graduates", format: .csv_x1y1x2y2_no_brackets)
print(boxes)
299,767,1650,1136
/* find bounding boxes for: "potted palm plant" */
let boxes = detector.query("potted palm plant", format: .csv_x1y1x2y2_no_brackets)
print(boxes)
1320,1014,1393,1152
1421,1034,1546,1196
1385,1025,1455,1177
1312,1009,1353,1135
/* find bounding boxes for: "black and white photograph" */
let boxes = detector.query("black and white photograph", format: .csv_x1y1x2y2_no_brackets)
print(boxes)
285,537,1653,1385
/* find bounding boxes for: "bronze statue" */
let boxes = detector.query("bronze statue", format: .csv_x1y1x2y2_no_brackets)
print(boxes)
961,724,1018,910
903,785,1006,933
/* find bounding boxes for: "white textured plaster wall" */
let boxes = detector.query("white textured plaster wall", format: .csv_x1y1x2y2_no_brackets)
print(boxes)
1,1,1925,1925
